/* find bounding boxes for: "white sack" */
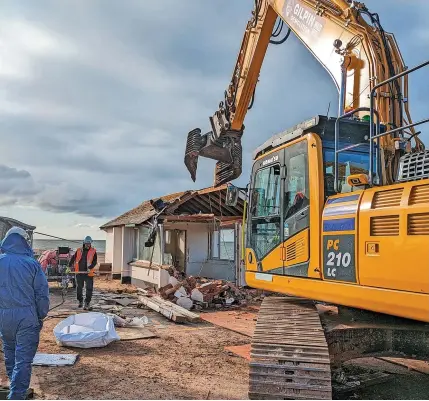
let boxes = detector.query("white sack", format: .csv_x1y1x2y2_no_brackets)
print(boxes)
53,312,120,348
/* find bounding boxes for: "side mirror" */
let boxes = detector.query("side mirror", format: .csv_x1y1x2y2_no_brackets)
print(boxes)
225,184,239,207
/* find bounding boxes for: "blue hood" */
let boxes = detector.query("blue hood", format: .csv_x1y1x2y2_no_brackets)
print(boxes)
0,233,33,257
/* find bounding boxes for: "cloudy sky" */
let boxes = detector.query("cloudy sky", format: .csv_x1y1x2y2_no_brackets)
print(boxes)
1,0,428,240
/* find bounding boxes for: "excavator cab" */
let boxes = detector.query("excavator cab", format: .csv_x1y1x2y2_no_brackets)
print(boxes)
245,115,376,276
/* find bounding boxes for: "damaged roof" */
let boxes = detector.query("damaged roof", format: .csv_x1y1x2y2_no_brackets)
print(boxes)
100,184,245,229
100,190,191,229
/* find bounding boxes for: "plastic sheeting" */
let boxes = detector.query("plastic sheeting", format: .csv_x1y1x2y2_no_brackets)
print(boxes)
53,312,119,348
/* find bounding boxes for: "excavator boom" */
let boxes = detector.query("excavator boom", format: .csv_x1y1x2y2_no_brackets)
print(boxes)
184,0,423,186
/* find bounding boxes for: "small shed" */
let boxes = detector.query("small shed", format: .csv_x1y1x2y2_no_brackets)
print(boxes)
100,185,246,289
0,216,36,246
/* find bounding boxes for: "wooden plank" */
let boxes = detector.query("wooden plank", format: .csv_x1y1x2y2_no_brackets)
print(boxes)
116,327,158,341
144,295,201,322
377,357,429,375
138,295,188,323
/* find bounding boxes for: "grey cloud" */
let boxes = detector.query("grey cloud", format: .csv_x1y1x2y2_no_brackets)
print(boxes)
0,0,428,220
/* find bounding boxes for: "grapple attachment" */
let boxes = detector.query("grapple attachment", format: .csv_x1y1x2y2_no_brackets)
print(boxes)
184,127,243,186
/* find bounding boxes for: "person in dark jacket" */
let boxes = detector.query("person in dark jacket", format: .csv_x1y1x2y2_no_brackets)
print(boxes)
0,227,49,400
69,236,97,310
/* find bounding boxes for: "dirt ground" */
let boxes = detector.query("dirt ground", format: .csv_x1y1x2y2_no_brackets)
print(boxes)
1,279,250,400
1,278,429,400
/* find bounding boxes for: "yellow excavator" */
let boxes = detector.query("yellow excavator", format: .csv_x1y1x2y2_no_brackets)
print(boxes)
184,0,429,399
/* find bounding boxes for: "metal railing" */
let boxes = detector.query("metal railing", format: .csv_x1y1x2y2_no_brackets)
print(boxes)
333,59,429,192
369,60,429,185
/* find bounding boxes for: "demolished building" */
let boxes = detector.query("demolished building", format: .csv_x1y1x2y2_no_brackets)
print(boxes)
100,185,246,289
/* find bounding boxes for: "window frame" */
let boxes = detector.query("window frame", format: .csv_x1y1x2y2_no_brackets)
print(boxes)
247,162,283,260
210,227,235,261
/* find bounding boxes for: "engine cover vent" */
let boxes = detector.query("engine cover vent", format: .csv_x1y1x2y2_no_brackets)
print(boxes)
397,151,429,182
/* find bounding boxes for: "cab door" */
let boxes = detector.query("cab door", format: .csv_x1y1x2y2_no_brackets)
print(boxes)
247,149,285,275
282,139,310,277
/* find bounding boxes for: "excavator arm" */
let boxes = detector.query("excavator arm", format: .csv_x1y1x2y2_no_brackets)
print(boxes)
184,0,424,186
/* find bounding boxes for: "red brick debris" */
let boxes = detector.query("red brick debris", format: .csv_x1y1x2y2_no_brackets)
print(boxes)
152,265,265,311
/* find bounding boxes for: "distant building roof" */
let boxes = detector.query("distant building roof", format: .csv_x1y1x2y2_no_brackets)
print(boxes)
0,216,36,241
100,184,245,229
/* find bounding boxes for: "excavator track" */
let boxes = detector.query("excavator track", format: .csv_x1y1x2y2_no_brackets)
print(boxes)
249,297,332,400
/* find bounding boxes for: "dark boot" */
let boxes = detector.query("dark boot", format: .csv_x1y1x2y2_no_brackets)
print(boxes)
78,301,83,308
84,302,92,311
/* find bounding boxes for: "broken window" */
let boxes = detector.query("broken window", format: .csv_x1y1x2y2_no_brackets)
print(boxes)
138,225,162,264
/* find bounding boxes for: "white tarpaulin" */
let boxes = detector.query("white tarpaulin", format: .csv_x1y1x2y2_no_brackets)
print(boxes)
53,312,120,348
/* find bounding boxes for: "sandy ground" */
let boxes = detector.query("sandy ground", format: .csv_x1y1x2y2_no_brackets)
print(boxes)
1,278,429,400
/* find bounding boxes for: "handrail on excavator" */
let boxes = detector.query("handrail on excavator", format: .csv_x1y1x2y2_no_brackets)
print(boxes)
369,59,429,184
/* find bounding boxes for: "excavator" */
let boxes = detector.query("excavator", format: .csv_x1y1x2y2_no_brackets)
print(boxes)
184,0,429,399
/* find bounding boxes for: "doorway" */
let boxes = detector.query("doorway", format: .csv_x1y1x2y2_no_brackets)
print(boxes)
164,229,187,273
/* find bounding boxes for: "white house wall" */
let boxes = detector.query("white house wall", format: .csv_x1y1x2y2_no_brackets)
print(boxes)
112,226,123,275
121,227,134,278
131,264,170,288
164,222,209,276
104,227,114,264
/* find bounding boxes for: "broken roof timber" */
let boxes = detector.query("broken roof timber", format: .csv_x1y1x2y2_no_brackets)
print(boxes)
100,184,245,230
164,214,215,222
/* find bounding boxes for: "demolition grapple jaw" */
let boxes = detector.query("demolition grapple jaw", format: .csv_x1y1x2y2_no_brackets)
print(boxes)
184,128,243,186
184,128,203,182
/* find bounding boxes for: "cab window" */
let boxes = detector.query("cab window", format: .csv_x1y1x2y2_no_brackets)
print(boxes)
284,141,309,220
323,148,371,196
251,164,281,217
249,164,281,260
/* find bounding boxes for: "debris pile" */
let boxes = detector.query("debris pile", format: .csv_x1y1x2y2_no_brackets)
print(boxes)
156,267,264,311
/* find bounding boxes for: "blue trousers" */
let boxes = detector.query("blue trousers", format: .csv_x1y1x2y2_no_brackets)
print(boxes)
0,308,41,400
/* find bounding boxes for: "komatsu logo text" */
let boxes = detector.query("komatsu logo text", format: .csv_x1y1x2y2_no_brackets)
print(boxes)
262,155,279,166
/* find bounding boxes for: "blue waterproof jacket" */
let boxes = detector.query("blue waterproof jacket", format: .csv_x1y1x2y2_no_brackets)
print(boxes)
0,232,49,400
0,233,49,322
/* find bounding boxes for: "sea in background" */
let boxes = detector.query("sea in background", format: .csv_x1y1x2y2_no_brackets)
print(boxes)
33,239,233,261
33,239,106,253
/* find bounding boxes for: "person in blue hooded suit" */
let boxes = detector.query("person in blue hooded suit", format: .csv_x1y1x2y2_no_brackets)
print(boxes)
0,227,49,400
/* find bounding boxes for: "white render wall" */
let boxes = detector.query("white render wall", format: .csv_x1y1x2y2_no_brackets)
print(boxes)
112,226,123,275
104,227,114,264
121,227,134,278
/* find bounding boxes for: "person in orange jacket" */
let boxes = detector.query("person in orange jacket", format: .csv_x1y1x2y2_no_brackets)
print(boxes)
68,236,97,310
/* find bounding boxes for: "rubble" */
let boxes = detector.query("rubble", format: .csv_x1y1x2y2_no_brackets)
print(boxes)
156,266,264,312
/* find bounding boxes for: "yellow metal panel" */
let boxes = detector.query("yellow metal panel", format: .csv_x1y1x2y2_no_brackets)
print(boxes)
246,271,429,323
358,180,429,294
245,248,258,271
261,244,283,272
307,134,324,279
284,229,309,267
